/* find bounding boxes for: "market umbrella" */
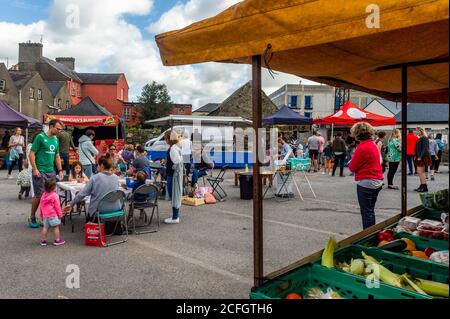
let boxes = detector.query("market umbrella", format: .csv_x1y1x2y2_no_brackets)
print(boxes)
0,100,42,129
314,101,397,126
263,106,313,126
156,0,448,103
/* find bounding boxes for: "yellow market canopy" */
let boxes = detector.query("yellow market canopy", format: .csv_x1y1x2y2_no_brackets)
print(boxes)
156,0,449,103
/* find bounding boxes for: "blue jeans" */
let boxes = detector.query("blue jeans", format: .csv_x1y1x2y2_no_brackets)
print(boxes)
407,155,416,174
357,185,382,229
191,169,207,187
83,165,93,179
166,175,179,220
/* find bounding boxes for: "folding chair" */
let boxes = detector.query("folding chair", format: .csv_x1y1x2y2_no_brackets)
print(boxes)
207,165,229,201
95,190,128,247
128,184,159,235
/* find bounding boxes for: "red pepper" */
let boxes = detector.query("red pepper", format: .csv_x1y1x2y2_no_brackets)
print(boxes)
377,229,395,242
424,247,437,257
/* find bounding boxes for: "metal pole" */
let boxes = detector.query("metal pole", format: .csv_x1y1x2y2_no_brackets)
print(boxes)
25,127,29,159
252,55,263,288
401,66,408,216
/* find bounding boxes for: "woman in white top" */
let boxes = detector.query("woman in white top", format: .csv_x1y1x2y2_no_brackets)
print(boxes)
7,127,25,179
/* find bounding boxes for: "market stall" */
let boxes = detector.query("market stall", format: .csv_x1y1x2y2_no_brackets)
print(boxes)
154,0,449,297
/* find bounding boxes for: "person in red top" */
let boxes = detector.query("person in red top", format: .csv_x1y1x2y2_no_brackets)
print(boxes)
348,122,384,229
406,129,419,175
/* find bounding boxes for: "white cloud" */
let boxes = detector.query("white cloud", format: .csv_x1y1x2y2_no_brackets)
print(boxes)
0,0,315,110
148,0,242,34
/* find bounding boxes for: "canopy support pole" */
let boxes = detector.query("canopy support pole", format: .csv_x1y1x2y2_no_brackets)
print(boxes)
116,123,119,140
401,66,408,216
25,127,29,159
252,55,263,288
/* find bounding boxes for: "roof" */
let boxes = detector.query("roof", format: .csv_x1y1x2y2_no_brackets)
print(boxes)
58,96,112,116
77,73,122,84
156,0,449,103
145,115,252,127
395,103,449,123
0,100,42,128
365,98,401,116
45,81,65,97
8,71,37,89
193,103,220,114
41,57,82,82
263,105,312,125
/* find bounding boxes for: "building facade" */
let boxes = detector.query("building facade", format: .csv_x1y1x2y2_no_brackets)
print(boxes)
269,84,378,119
0,63,18,108
171,104,192,116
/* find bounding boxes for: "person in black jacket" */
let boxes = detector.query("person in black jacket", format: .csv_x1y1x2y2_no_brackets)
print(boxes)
332,132,347,177
414,128,431,193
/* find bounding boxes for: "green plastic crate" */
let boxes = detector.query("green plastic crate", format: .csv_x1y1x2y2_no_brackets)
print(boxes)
413,209,446,221
314,245,447,297
250,263,429,299
357,232,449,256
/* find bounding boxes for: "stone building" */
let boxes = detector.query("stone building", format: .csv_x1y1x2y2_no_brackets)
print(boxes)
0,63,18,107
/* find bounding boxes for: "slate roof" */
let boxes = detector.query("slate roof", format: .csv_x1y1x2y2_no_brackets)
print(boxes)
45,81,65,97
77,73,122,84
58,96,111,116
41,57,83,82
193,103,220,114
395,103,449,123
8,71,37,89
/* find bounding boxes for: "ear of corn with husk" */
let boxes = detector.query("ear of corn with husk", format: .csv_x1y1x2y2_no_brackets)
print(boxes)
361,252,403,288
321,237,337,268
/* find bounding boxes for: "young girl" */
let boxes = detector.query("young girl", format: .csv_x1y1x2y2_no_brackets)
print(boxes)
69,161,89,184
40,179,65,246
322,141,333,175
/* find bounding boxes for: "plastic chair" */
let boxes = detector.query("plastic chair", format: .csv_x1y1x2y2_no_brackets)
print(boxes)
96,190,128,247
128,184,159,235
207,165,229,201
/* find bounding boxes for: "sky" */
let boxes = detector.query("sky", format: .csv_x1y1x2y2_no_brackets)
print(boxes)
0,0,312,109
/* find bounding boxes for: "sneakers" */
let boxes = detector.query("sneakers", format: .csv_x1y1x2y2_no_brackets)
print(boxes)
28,217,39,229
40,240,48,246
54,238,66,246
164,218,180,224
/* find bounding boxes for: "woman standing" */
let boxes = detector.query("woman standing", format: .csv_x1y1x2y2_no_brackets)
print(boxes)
434,133,445,173
386,129,402,190
414,128,431,193
348,123,384,230
164,130,184,224
332,132,346,177
428,133,439,181
375,131,388,173
7,127,25,179
78,129,99,178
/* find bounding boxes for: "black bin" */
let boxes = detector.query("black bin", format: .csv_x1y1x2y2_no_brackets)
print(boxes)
239,172,253,200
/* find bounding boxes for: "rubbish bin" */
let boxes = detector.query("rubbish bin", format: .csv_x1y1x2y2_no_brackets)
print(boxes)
239,172,253,200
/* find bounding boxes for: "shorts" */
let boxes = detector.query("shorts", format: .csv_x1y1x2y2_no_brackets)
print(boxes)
32,172,56,197
42,217,61,228
415,156,432,168
309,150,319,159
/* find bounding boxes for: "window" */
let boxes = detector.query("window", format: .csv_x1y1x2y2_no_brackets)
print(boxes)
37,89,42,100
335,96,342,110
29,87,34,99
305,96,313,109
71,82,76,96
304,112,312,118
77,84,82,98
57,99,62,108
120,88,124,101
289,96,298,108
124,107,131,121
0,80,5,92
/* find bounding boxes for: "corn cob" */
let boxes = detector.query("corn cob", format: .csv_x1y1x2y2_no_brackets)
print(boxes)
415,278,449,298
361,251,403,288
321,237,337,268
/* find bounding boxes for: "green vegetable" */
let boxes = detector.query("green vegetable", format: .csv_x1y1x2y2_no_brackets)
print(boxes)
350,259,365,275
321,237,337,268
361,252,403,288
415,278,449,297
401,275,428,295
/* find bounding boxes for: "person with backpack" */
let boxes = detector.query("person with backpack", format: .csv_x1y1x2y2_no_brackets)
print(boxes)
78,130,99,178
386,129,402,190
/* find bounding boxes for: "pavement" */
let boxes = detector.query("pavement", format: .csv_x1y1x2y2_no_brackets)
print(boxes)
0,166,448,299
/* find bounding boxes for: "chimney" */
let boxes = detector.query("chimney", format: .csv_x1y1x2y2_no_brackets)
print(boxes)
18,42,43,71
56,57,75,71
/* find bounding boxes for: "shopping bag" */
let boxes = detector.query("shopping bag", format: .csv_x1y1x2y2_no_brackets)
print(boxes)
204,193,217,204
84,222,106,247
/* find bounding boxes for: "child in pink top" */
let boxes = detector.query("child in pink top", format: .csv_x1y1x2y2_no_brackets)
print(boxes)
39,179,65,246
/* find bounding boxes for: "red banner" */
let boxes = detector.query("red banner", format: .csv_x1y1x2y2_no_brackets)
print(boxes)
44,114,118,127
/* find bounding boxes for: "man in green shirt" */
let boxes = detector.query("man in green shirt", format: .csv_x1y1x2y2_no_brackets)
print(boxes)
28,119,64,228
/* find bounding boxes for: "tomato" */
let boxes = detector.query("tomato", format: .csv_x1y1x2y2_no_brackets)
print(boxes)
285,293,302,299
377,230,394,242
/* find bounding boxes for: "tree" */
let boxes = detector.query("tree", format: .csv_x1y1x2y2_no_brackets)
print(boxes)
138,81,173,126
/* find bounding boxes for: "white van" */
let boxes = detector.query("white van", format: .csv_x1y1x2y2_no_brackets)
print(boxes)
145,125,235,152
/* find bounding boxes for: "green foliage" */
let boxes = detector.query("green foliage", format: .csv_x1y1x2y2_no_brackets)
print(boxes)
138,81,173,126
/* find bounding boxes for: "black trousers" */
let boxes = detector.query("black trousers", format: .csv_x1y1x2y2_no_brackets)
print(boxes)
435,150,442,171
387,162,400,186
332,153,345,176
20,186,30,196
8,153,23,174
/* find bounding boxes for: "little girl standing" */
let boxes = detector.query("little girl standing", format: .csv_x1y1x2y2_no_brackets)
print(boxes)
40,179,65,246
